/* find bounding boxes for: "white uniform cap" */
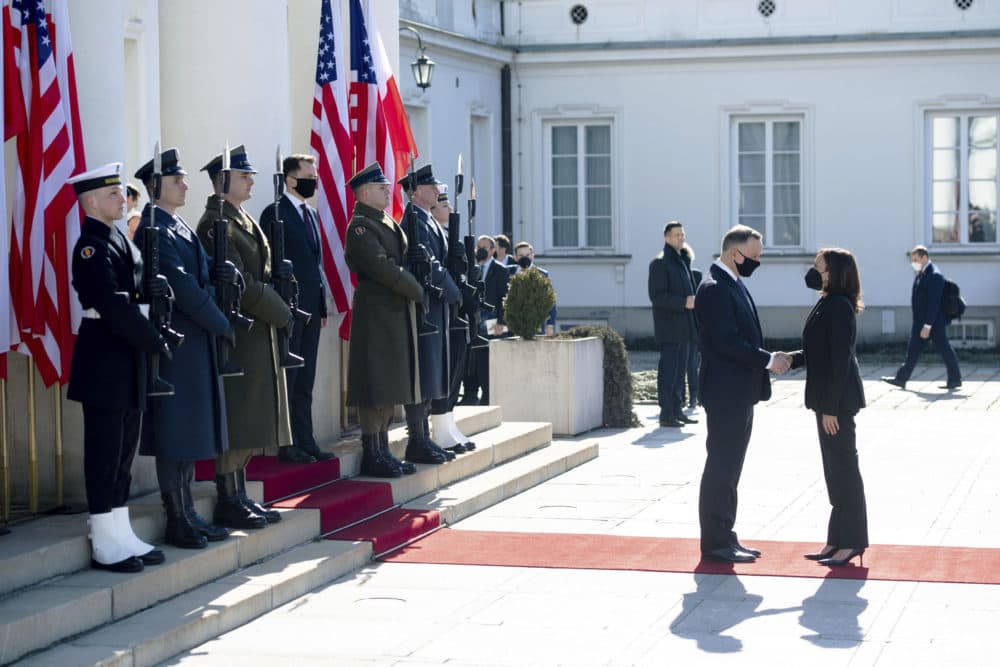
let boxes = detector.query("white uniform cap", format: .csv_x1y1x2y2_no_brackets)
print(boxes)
67,162,124,195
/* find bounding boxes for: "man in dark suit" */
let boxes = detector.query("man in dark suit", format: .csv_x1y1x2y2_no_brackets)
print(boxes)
882,245,962,390
461,235,509,405
512,242,557,335
648,222,698,427
259,154,334,463
693,225,789,563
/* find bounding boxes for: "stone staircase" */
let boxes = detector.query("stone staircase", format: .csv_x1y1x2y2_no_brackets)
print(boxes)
0,406,598,666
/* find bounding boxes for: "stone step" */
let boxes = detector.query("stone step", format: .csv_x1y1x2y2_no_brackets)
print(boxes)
0,507,318,665
16,428,595,667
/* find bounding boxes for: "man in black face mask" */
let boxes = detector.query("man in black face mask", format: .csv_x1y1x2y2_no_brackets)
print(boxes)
693,225,789,563
513,241,557,336
259,153,333,464
461,235,510,405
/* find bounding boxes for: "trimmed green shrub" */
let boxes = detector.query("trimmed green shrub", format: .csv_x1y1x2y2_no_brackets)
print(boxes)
564,325,640,428
503,268,556,340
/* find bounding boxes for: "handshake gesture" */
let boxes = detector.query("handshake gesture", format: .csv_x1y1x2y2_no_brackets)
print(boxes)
770,351,794,376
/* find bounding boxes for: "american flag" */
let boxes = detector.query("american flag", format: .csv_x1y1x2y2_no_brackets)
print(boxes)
310,0,355,341
5,0,83,386
349,0,417,220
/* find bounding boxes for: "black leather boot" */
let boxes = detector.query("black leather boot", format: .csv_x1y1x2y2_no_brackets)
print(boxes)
162,489,207,549
181,484,228,542
424,417,456,460
236,469,281,523
213,473,268,530
404,421,447,464
379,430,416,475
360,433,403,477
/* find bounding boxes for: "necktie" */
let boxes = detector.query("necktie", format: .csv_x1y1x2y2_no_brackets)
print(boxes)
300,204,319,251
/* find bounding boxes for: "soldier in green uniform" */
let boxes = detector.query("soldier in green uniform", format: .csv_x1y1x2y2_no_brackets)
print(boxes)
344,162,423,477
195,145,296,530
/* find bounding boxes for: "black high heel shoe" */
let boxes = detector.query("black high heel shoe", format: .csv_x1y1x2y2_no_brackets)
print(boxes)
818,548,865,567
803,546,837,561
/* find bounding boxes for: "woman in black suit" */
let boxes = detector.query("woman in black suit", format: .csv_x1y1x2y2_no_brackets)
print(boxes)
786,248,868,567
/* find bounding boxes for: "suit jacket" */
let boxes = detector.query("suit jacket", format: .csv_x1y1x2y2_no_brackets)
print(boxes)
68,217,163,411
912,261,948,330
648,244,696,344
694,263,771,409
478,257,509,324
259,194,328,320
789,294,866,416
511,264,558,328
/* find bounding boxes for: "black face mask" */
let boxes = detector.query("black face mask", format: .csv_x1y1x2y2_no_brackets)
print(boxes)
804,267,823,291
294,177,317,198
517,256,532,269
475,247,489,262
735,249,760,278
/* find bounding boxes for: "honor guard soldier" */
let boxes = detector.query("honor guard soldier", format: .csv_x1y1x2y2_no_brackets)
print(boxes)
399,165,461,464
196,144,294,529
134,148,232,548
344,162,424,477
67,163,168,573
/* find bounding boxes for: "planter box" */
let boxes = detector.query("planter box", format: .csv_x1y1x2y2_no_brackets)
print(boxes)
490,336,604,435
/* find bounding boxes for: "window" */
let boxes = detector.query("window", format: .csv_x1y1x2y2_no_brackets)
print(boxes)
548,123,613,249
946,319,995,348
928,112,998,245
733,118,802,247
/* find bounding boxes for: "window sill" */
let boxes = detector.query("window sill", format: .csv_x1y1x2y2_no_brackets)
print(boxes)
927,245,1000,260
534,253,632,266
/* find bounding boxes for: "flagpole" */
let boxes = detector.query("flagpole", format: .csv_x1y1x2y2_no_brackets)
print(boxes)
53,386,64,507
1,376,10,525
26,357,37,514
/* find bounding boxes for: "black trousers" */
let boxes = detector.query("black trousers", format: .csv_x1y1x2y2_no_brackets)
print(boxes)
83,406,142,514
816,413,869,549
462,316,493,404
431,332,468,415
657,342,686,418
894,322,961,385
286,307,322,451
698,403,754,552
155,458,195,493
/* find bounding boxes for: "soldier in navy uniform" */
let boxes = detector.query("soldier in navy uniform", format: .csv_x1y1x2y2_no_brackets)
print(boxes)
399,165,461,464
133,149,232,549
259,153,334,463
67,163,168,573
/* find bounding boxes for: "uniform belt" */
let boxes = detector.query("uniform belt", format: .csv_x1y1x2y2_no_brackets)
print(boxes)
82,308,100,319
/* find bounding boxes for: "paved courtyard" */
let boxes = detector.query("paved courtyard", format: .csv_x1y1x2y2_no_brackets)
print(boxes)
165,363,1000,666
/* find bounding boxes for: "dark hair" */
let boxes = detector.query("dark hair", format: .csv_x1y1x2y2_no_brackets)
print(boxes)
721,225,763,252
663,221,683,235
282,153,316,177
820,247,864,313
495,234,511,252
126,183,140,200
909,244,929,259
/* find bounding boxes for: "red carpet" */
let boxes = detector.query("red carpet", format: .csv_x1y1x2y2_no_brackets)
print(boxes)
272,479,394,534
195,456,341,502
381,529,1000,585
327,508,441,555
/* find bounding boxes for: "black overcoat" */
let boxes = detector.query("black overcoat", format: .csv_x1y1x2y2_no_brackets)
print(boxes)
648,244,696,344
789,294,866,417
67,217,162,410
134,205,231,460
259,194,329,321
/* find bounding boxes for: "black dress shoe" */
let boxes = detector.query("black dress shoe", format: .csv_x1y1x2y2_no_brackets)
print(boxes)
734,542,761,557
818,548,865,567
881,377,906,389
404,437,447,465
675,414,699,424
462,441,476,451
703,546,756,563
277,446,317,464
137,548,166,565
298,442,336,461
659,417,684,428
92,556,144,573
444,443,466,454
940,382,962,390
804,547,837,561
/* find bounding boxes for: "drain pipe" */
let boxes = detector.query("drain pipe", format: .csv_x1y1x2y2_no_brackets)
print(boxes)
501,64,513,238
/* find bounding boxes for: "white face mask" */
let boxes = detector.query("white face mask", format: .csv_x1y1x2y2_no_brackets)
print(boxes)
911,261,923,272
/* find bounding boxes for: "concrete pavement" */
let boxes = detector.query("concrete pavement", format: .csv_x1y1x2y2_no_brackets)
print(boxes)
164,363,1000,666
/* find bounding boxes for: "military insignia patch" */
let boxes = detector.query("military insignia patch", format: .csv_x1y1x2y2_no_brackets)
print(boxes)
354,226,366,236
80,246,95,259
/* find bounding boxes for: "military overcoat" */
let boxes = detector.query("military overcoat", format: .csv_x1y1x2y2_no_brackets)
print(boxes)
196,197,292,450
344,202,423,407
400,203,460,401
135,205,230,461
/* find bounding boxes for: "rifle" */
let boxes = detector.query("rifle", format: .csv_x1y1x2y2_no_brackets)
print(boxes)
403,154,441,336
212,141,252,377
140,147,184,396
463,178,491,349
444,154,473,333
268,146,309,368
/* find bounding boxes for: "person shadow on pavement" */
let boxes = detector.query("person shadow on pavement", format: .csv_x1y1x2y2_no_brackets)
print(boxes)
798,574,868,646
669,573,800,653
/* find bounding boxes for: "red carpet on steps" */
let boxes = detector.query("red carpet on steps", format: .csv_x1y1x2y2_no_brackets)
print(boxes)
194,456,341,502
272,480,394,534
381,529,1000,585
327,508,441,554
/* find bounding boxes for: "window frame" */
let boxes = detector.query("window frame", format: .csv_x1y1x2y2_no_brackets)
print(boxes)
924,109,999,247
